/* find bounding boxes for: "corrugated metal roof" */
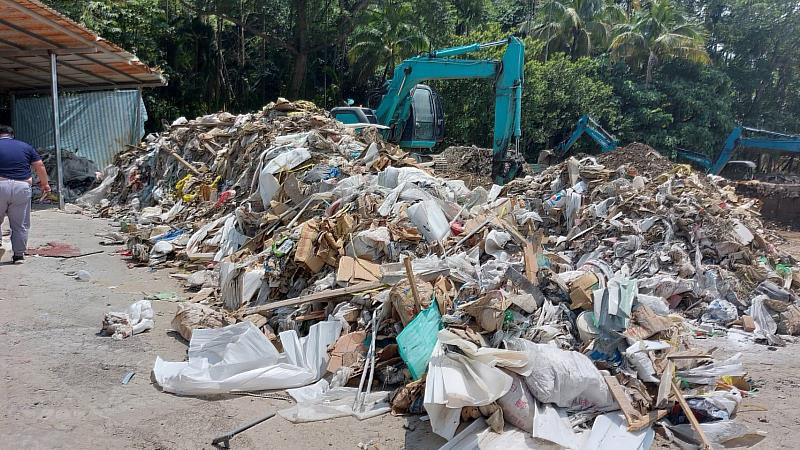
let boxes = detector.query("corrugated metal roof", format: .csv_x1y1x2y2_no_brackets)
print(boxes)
0,0,166,93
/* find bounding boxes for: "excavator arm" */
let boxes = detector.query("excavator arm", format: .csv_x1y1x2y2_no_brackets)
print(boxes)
709,126,800,175
554,114,618,158
374,37,525,184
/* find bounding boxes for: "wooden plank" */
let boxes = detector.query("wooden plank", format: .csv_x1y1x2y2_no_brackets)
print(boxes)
495,217,527,245
403,257,423,311
672,381,713,449
629,410,669,432
604,376,641,425
656,360,675,409
243,281,385,315
523,242,537,283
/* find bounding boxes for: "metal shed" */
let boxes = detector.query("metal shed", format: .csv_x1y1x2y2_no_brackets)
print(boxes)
0,0,165,208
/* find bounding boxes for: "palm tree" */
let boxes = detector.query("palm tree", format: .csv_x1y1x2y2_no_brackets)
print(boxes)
610,0,709,85
348,2,428,85
527,0,626,60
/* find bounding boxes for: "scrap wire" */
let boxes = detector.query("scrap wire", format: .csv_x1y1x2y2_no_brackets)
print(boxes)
231,391,294,402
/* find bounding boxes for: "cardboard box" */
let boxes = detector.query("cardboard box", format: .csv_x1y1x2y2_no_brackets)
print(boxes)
569,272,598,310
294,219,324,273
336,255,381,284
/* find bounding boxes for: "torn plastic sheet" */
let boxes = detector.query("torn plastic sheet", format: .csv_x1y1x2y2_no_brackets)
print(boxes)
153,320,341,395
278,379,391,423
666,420,757,447
263,147,311,174
408,199,450,242
701,299,738,324
677,353,746,385
485,230,511,260
213,214,249,261
423,329,526,440
584,412,654,450
532,400,582,449
258,169,280,209
440,418,564,450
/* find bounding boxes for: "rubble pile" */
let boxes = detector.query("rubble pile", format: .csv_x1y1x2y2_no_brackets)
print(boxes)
85,99,799,448
435,145,495,188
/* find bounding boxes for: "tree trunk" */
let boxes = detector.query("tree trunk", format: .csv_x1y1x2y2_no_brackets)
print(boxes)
646,50,657,86
289,0,309,98
571,29,579,60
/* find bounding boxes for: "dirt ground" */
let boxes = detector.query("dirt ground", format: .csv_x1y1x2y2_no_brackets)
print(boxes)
1,209,799,449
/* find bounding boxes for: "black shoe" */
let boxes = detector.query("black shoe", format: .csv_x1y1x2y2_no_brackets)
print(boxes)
12,255,24,263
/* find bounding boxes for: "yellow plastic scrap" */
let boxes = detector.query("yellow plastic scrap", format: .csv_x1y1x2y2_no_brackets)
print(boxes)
175,174,222,203
655,164,692,184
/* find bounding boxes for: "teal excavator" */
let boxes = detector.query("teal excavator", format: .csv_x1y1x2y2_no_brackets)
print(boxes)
331,36,525,184
676,126,800,180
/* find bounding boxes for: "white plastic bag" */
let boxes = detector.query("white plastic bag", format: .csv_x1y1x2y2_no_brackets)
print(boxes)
101,300,155,340
497,374,534,433
749,295,784,346
423,330,524,440
507,338,615,410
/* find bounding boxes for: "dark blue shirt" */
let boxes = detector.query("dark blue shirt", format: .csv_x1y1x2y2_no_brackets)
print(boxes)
0,137,41,180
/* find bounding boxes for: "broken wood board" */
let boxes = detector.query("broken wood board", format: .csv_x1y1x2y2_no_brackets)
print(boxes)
243,281,385,315
667,349,715,360
656,360,675,409
604,375,667,432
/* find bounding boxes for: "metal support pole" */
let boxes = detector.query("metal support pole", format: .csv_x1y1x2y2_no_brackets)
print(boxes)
49,51,65,210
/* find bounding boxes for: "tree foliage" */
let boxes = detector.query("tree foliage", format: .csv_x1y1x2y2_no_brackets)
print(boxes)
38,0,800,162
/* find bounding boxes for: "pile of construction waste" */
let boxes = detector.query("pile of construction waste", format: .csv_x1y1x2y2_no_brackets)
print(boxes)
36,148,101,202
81,98,800,448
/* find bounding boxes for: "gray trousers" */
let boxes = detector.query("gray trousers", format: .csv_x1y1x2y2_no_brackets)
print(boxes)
0,179,32,256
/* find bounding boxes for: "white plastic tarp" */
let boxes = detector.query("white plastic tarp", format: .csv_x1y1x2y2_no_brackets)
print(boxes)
278,379,391,423
153,320,341,395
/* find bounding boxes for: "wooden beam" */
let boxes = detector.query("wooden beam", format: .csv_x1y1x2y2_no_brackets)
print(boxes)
0,47,98,57
10,81,165,95
242,281,386,315
672,381,713,449
0,67,38,87
0,55,89,86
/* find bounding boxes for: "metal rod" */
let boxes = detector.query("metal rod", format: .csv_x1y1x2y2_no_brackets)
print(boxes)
210,411,276,448
49,51,64,210
362,313,380,411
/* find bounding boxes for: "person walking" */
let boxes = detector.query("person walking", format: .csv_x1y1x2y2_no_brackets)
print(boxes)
0,125,51,263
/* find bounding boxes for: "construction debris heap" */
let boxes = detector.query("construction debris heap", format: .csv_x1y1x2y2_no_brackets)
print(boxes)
81,99,798,448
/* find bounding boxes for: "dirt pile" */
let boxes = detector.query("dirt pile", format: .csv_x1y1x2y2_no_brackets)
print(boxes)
597,142,675,178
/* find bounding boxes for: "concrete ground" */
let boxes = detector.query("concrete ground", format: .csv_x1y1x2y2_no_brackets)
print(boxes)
0,209,798,449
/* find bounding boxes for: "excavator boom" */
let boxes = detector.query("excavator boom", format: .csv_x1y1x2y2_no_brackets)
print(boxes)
333,37,525,184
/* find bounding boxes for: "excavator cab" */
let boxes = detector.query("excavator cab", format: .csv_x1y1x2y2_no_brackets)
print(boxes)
399,85,445,149
331,84,444,150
